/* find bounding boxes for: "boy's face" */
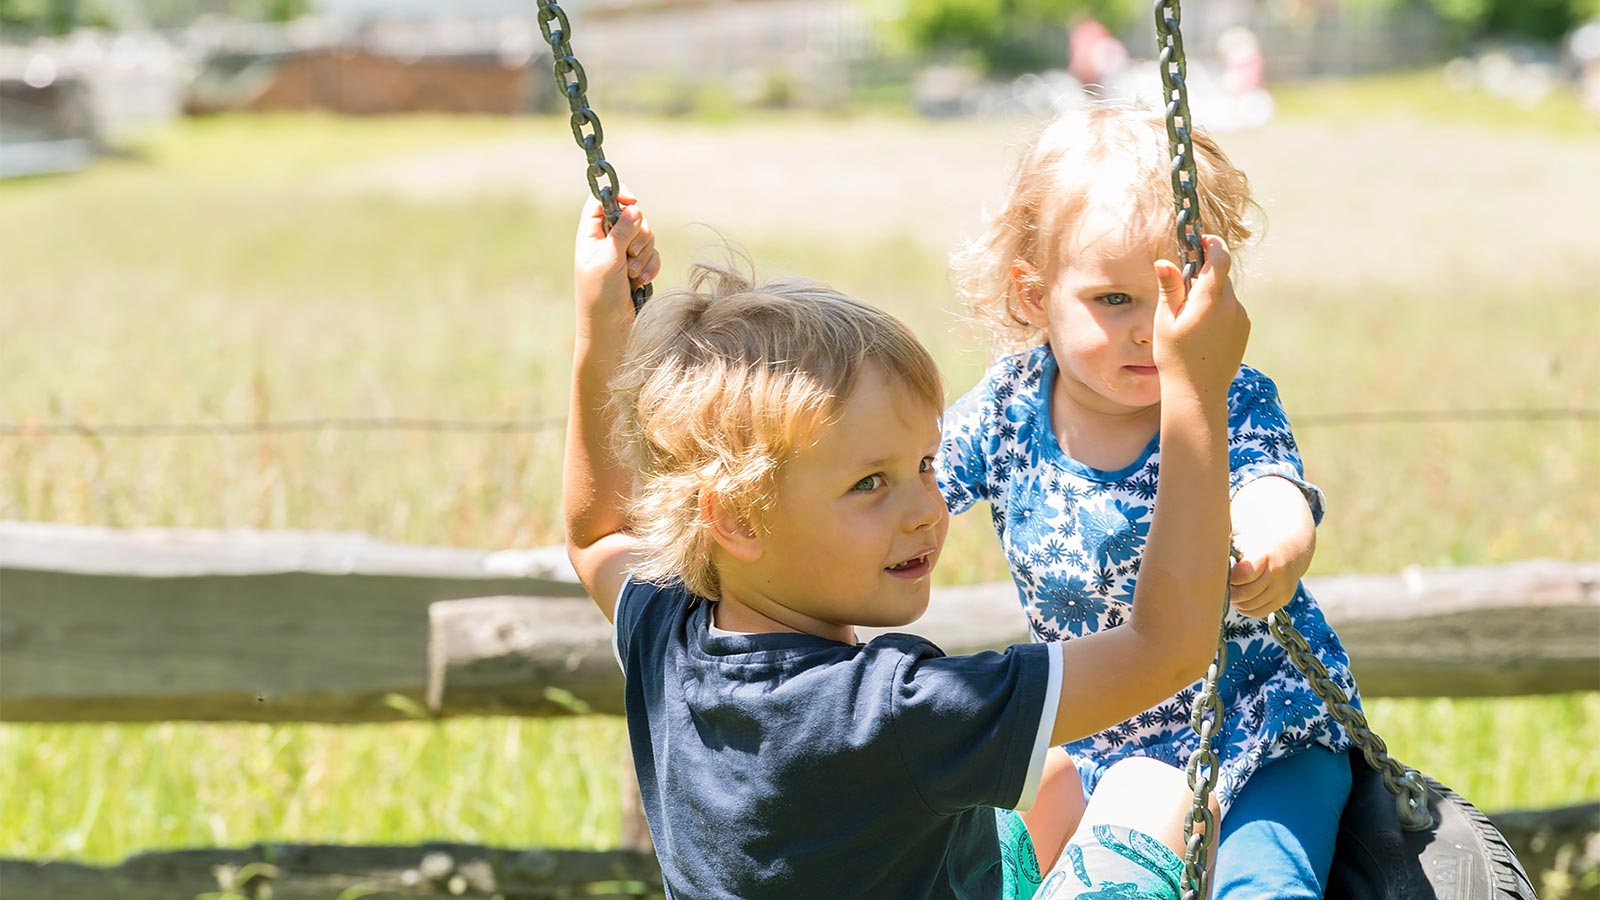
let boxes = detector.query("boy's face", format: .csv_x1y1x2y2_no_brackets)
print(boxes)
1028,203,1167,416
723,363,948,639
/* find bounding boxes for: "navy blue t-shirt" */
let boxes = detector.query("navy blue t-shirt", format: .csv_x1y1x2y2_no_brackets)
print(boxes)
613,578,1061,900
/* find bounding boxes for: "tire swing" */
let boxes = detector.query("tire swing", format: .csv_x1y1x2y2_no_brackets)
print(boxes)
1152,4,1538,898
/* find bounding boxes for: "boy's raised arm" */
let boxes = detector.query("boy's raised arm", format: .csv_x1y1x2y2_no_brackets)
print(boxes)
564,195,659,621
1051,237,1249,745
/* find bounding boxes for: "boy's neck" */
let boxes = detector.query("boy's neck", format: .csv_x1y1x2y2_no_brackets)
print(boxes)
713,588,858,645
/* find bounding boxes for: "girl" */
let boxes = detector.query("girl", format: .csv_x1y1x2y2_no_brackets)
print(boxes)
937,105,1359,899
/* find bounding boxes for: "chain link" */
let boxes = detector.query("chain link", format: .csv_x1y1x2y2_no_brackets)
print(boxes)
1267,611,1434,831
1180,589,1228,900
1154,0,1206,288
536,0,651,311
1156,3,1220,895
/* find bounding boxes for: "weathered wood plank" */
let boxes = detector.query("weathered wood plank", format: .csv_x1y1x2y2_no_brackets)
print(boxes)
0,843,664,900
3,521,1595,722
0,522,584,723
429,561,1600,715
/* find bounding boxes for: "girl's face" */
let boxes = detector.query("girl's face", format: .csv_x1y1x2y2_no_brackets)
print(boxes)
1021,204,1168,417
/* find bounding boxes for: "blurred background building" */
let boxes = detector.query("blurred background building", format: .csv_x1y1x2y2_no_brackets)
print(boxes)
1,0,1596,176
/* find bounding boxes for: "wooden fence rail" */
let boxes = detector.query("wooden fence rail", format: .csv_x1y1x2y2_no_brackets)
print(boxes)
3,521,1598,722
2,521,1596,722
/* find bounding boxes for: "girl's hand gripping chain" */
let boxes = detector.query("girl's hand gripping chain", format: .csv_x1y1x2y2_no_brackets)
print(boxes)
1228,477,1316,617
1152,236,1250,404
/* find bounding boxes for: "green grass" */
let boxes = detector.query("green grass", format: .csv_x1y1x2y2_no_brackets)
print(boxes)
3,694,1594,864
1273,68,1600,136
2,70,1596,879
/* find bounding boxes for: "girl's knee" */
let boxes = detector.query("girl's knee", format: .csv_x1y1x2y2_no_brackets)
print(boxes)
1024,748,1089,868
1079,757,1218,859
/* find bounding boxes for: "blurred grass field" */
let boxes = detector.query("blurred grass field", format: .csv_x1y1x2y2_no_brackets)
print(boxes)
2,70,1597,871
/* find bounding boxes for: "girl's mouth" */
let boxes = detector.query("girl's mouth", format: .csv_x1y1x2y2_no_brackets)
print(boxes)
1125,365,1158,376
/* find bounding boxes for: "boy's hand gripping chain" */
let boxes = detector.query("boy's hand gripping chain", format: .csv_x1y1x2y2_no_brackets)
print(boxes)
536,0,651,311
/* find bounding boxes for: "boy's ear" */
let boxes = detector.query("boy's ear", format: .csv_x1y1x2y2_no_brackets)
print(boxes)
1011,261,1049,327
701,490,763,563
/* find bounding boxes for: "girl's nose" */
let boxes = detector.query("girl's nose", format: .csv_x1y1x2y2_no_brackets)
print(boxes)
1132,315,1154,346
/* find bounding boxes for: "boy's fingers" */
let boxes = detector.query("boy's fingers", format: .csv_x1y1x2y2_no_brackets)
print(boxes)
1199,235,1231,281
577,196,609,239
637,249,662,285
608,205,642,243
626,217,653,259
1154,259,1185,314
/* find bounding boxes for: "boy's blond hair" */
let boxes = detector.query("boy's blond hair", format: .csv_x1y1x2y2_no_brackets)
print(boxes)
609,263,943,600
955,104,1261,352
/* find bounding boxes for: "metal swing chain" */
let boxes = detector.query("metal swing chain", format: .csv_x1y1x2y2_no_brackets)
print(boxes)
536,0,651,311
1149,4,1430,896
1267,611,1434,831
1153,4,1222,897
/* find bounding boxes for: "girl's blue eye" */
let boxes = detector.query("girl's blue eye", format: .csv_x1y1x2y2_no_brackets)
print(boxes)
852,474,885,492
1100,292,1134,307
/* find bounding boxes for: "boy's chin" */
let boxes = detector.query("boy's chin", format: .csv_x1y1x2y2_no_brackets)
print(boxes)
858,598,931,630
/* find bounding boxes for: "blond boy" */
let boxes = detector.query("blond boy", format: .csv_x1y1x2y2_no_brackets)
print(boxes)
562,193,1248,899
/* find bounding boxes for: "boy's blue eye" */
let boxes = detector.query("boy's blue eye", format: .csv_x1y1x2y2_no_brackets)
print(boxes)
1099,292,1134,307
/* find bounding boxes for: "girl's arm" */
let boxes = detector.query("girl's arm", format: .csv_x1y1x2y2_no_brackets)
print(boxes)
564,195,660,621
1051,238,1248,745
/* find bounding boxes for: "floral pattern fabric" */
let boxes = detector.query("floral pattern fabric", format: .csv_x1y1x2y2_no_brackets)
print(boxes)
937,346,1359,813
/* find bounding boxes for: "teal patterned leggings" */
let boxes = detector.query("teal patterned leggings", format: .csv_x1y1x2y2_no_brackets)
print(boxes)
996,810,1184,900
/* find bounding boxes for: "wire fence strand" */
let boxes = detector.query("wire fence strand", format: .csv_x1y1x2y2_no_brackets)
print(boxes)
0,409,1593,438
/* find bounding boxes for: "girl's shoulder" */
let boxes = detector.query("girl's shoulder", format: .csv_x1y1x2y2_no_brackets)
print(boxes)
984,344,1053,383
951,345,1053,412
1227,364,1283,407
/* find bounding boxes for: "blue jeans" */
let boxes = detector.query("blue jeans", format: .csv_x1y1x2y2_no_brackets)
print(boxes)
1213,747,1352,900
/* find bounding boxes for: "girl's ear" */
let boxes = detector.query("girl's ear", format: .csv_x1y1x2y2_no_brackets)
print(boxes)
1011,261,1049,327
701,490,763,563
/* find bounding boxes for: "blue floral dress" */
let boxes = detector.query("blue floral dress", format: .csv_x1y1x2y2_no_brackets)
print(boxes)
937,345,1359,812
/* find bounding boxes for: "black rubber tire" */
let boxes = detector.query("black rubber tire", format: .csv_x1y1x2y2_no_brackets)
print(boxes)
1325,750,1538,900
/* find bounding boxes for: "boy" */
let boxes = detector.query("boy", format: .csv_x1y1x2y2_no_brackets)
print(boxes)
562,193,1249,899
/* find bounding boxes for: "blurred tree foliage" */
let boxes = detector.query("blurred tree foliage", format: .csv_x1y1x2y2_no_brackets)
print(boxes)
1367,0,1600,43
899,0,1143,75
900,0,1600,75
0,0,310,35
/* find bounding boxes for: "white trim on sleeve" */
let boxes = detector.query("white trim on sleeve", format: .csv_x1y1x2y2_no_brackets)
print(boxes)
611,576,631,674
1013,641,1064,812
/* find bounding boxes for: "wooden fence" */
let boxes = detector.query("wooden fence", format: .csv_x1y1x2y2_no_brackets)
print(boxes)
2,520,1597,897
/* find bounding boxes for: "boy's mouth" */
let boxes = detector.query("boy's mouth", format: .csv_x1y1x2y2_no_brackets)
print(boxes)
885,551,936,578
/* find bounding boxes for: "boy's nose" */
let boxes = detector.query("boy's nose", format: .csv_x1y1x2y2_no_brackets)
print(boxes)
906,481,947,532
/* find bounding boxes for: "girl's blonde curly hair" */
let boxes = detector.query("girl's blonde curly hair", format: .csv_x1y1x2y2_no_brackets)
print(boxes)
954,104,1262,353
608,263,943,600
